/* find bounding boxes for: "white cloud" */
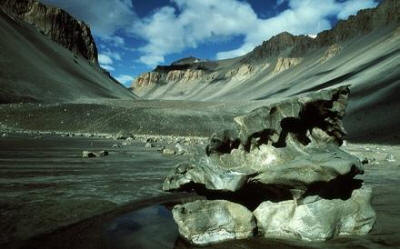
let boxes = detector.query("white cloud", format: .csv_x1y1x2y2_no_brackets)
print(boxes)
41,0,136,38
98,54,115,71
101,49,122,61
101,36,126,47
131,0,379,65
42,0,380,68
115,75,134,85
100,64,115,71
337,0,378,19
130,0,258,66
138,55,165,67
98,54,113,65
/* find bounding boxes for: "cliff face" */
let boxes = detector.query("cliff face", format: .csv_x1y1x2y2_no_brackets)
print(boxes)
0,0,98,64
131,0,400,98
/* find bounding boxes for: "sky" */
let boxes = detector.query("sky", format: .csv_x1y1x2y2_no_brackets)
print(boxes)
41,0,380,86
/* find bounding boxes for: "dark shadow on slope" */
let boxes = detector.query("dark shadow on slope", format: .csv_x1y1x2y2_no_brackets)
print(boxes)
295,48,400,95
255,87,290,100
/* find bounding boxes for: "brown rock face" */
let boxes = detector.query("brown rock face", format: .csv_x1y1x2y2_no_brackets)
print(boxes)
0,0,98,64
248,32,314,60
317,0,400,46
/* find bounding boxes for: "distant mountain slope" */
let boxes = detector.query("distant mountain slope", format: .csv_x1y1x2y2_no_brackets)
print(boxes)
0,0,136,103
0,0,98,64
131,0,400,142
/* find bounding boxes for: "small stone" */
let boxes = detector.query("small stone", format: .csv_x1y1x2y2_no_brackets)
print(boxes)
126,136,135,142
146,137,156,143
162,148,176,155
386,154,396,162
1,133,7,137
145,142,153,148
175,143,186,155
82,150,109,158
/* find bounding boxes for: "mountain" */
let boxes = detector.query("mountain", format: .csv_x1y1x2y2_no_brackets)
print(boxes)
0,0,136,103
0,0,98,63
131,0,400,142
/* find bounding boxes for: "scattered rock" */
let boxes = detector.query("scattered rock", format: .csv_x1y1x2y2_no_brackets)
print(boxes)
146,137,157,143
175,143,186,155
162,148,176,155
172,200,256,246
386,153,396,162
125,136,135,142
361,158,369,164
1,133,7,137
145,142,153,148
157,146,165,152
82,150,109,158
115,132,130,140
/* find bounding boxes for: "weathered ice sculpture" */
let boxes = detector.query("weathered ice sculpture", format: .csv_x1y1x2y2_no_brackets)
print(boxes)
163,86,376,245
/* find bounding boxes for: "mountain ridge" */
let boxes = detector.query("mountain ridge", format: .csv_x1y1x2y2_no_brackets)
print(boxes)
131,0,400,97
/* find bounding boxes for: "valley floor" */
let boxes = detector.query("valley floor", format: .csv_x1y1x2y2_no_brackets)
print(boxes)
0,134,399,249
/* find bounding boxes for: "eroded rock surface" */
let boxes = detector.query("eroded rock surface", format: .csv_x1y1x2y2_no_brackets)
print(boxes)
172,200,256,246
163,86,375,245
254,186,376,241
164,86,358,193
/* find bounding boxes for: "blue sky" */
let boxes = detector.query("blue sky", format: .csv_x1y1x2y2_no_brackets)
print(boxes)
41,0,380,86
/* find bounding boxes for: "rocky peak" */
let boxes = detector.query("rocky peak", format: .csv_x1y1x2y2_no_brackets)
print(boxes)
171,56,204,65
0,0,98,64
248,32,314,60
248,0,399,60
317,0,399,46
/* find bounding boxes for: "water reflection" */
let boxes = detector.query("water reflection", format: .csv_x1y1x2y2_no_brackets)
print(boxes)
105,205,179,249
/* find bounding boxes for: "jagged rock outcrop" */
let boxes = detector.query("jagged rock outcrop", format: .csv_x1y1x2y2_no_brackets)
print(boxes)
316,0,400,46
319,44,342,63
0,0,98,64
172,56,204,65
163,86,376,245
273,57,302,73
247,32,314,60
132,60,218,91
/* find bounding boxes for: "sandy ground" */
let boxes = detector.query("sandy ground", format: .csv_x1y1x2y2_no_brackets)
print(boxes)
0,134,200,246
0,134,399,249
